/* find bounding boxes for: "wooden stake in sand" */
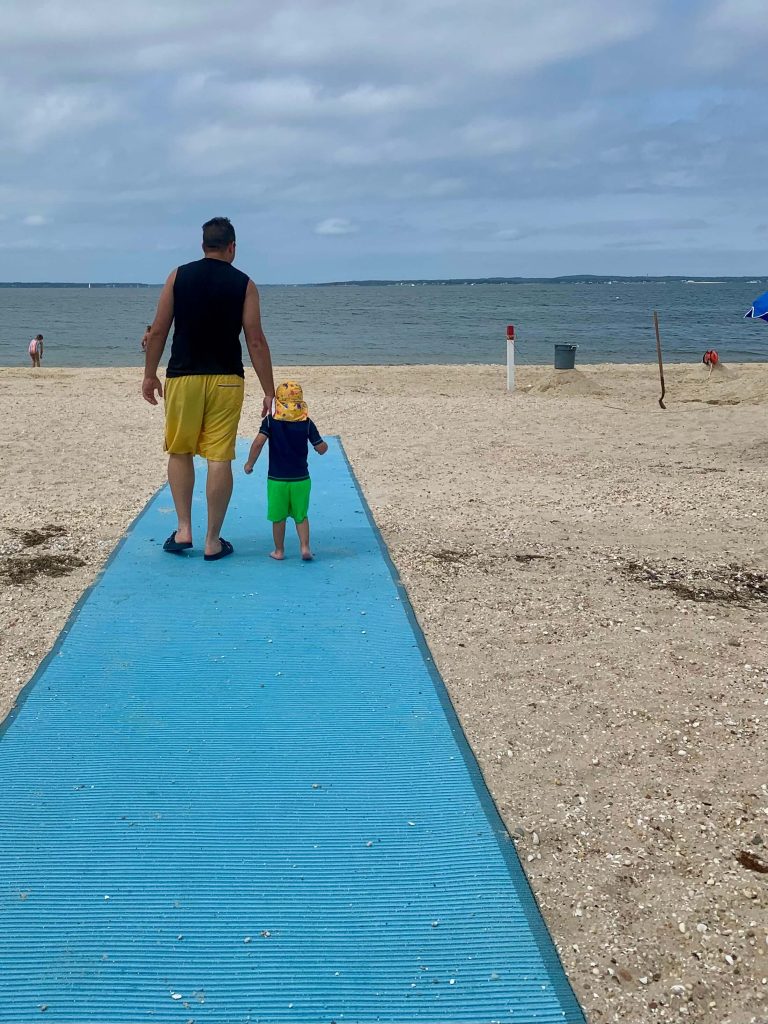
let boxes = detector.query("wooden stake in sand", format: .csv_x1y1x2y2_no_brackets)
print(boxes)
654,311,666,410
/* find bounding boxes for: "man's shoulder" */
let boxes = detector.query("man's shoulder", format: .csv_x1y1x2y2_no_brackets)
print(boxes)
230,263,251,285
173,259,202,281
175,258,248,272
173,259,250,287
213,261,251,289
176,259,203,272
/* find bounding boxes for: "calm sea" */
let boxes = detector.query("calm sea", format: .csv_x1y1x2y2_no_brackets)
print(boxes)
1,280,767,367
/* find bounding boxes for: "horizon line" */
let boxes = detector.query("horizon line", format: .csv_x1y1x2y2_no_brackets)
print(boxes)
0,273,765,288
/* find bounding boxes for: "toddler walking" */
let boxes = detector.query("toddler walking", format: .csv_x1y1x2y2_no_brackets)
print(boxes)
244,381,327,560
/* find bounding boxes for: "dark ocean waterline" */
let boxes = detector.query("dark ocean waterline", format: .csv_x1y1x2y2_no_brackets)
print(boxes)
1,281,767,368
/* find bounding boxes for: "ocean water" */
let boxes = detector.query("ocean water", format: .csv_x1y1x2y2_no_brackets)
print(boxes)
0,280,767,367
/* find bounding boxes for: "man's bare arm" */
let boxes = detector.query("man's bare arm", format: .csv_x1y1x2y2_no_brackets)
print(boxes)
142,270,176,405
243,280,275,417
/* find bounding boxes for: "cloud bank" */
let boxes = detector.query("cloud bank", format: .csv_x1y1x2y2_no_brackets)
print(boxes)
1,0,766,280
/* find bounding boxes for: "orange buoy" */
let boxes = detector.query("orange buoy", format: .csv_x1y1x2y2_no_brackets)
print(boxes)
703,349,719,366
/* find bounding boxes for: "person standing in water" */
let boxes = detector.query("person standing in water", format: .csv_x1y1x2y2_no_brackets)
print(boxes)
141,325,151,352
28,335,44,367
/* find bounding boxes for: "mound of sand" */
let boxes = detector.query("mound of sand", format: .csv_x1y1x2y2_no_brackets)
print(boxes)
676,362,768,405
702,359,736,377
528,368,607,398
514,362,768,407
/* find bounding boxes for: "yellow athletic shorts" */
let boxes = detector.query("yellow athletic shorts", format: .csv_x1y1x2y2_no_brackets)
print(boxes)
164,374,244,462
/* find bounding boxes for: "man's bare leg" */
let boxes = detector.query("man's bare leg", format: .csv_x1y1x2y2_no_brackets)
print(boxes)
204,460,234,556
271,521,286,560
296,518,312,561
168,453,194,544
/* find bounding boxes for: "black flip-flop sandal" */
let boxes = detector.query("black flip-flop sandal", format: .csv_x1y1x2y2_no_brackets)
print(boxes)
204,539,234,562
163,531,193,554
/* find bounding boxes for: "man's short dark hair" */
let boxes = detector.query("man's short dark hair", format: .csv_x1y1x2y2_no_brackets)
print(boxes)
202,217,236,251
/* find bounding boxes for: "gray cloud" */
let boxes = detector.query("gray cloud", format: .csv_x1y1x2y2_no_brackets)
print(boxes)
0,0,766,280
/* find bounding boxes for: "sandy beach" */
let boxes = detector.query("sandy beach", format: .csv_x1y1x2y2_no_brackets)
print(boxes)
1,361,767,1024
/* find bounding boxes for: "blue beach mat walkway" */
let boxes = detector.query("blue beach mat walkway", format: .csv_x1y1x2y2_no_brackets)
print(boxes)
0,440,585,1024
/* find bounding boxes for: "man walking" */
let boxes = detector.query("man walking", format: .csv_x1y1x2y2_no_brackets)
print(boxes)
142,217,275,561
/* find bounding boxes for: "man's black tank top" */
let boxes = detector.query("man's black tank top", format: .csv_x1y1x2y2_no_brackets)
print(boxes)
166,258,249,378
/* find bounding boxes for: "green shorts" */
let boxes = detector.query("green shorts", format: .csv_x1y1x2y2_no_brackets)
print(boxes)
267,477,311,523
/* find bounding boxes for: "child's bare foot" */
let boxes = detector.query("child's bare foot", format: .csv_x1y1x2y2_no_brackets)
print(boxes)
301,547,313,561
270,549,285,561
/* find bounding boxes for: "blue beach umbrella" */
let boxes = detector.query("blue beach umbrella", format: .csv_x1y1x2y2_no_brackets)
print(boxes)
745,290,768,321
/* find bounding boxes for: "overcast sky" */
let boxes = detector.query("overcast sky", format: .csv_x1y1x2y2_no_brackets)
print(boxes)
2,0,767,282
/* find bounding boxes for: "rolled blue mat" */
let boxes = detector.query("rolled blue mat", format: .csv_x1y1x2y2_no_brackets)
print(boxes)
0,439,585,1024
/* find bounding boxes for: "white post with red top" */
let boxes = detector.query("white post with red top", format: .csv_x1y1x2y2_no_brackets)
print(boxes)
506,324,515,391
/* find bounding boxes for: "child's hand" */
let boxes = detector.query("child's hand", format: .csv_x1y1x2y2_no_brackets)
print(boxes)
245,435,266,472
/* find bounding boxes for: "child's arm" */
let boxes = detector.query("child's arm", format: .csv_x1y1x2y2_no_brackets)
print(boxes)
308,419,328,455
244,433,267,474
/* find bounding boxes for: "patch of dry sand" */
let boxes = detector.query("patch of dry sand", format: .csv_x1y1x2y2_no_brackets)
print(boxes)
526,368,608,397
1,363,768,1024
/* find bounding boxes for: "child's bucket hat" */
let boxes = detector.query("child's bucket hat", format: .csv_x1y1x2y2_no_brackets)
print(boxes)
274,380,308,422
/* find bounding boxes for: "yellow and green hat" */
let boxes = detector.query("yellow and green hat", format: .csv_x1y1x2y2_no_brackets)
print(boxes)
274,380,308,422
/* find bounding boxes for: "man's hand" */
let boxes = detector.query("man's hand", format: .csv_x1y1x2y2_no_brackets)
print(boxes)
244,461,254,475
142,375,163,406
261,393,274,418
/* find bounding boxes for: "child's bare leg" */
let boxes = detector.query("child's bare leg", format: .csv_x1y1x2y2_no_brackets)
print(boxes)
296,517,312,560
271,521,286,560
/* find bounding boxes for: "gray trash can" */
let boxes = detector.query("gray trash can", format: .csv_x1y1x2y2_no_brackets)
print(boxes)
554,344,577,370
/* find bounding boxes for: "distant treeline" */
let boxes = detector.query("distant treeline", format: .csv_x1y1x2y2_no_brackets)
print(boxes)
308,275,766,287
0,276,764,288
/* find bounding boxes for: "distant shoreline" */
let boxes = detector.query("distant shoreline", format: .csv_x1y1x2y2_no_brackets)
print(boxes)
3,359,768,372
0,275,765,289
0,282,158,289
